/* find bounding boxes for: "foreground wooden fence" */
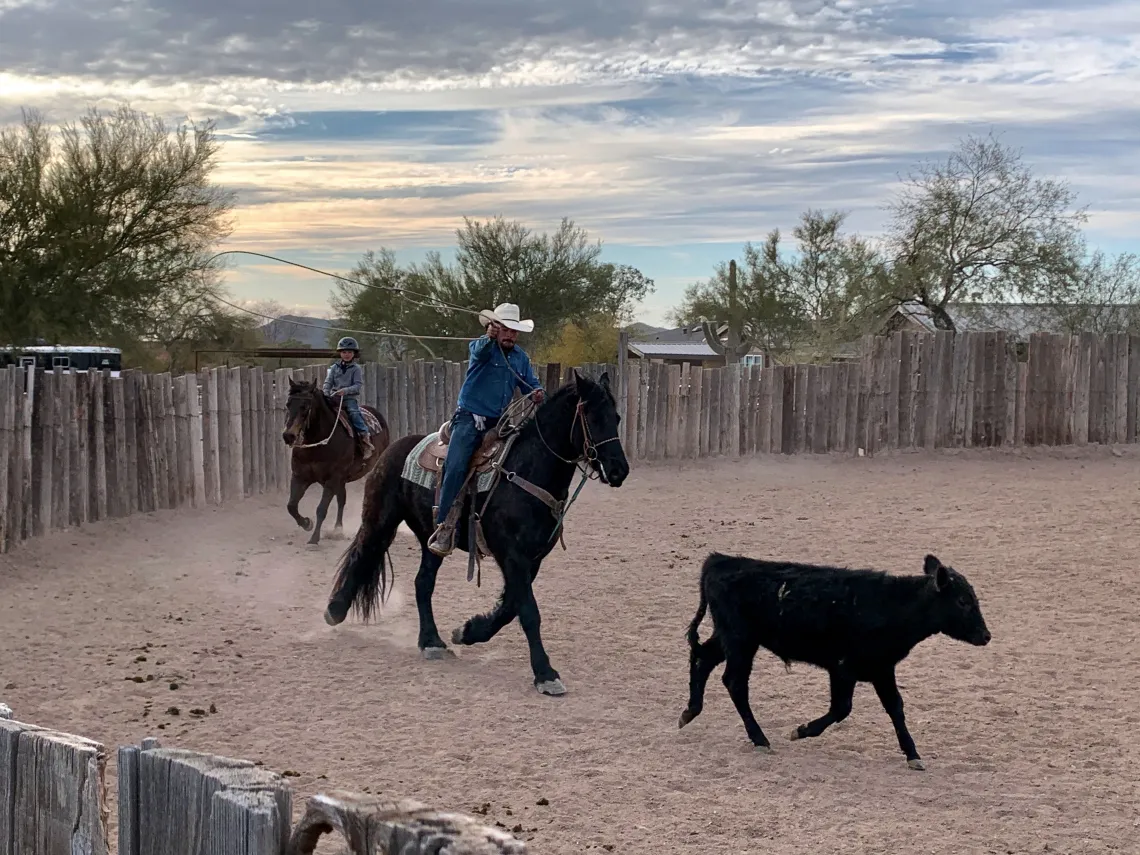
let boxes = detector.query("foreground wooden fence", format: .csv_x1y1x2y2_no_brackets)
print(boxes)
2,330,1138,553
0,712,525,854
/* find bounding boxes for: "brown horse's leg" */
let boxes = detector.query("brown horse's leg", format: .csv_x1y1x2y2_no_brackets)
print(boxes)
332,484,348,536
307,484,337,546
287,475,313,531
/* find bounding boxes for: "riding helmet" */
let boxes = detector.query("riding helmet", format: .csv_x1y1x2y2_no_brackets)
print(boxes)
336,336,360,352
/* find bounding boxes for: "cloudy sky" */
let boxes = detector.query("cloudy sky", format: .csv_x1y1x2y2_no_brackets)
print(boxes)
2,0,1137,326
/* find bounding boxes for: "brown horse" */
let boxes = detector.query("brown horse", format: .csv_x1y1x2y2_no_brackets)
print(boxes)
281,378,390,546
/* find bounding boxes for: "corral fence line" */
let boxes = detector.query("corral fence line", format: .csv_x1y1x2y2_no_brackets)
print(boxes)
0,714,526,854
1,330,1135,553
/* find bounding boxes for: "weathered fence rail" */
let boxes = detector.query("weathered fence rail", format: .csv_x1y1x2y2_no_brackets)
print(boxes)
2,330,1137,553
0,713,525,854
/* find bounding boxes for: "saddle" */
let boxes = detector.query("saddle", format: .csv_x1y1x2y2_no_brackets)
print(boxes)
334,402,383,439
417,420,505,477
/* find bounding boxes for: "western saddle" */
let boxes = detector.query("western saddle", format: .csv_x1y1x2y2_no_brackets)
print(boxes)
417,420,506,478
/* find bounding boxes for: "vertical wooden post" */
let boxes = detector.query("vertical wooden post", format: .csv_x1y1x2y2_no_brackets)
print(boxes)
161,373,177,507
0,368,11,551
617,330,629,437
274,369,291,490
109,376,127,516
229,367,246,500
250,367,265,494
172,375,190,507
261,370,275,492
70,371,89,526
240,367,253,497
728,363,742,457
122,371,138,515
87,370,106,520
199,370,218,505
185,374,206,508
49,369,67,531
30,369,48,536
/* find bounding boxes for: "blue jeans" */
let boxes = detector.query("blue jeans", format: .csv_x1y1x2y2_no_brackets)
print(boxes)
342,396,369,434
436,409,487,525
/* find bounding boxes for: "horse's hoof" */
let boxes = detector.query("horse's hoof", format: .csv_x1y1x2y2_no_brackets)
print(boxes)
451,626,466,645
535,679,567,696
421,646,454,660
678,709,695,728
907,758,926,771
300,518,312,532
788,728,803,741
754,744,774,754
306,541,320,550
326,529,345,541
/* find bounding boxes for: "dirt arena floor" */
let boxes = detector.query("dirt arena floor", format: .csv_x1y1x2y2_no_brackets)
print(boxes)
3,447,1140,853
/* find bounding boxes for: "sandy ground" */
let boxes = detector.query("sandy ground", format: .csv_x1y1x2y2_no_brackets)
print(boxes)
3,446,1140,854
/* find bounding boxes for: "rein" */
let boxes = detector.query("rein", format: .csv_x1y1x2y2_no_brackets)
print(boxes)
290,392,344,449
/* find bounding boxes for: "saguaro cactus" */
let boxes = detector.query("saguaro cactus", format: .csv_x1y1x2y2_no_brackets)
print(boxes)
701,259,753,365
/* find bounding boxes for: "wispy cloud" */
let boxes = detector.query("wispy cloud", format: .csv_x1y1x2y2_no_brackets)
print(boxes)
2,0,1137,324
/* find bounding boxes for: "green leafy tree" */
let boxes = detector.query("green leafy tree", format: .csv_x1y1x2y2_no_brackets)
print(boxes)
671,232,805,357
0,105,236,354
331,217,654,361
1037,247,1140,335
884,130,1087,331
784,209,894,355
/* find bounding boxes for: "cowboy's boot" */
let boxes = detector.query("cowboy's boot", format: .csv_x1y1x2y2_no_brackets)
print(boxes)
427,505,461,557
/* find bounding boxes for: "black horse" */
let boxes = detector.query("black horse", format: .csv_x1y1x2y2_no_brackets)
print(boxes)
323,370,630,695
281,378,390,546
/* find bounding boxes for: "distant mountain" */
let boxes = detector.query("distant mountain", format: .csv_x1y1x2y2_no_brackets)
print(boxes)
625,322,667,338
259,315,345,349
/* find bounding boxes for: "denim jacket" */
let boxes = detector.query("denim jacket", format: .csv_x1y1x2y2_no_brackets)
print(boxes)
457,335,543,419
323,361,363,398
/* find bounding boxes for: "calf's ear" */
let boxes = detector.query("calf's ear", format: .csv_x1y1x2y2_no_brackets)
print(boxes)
924,554,952,590
934,564,951,591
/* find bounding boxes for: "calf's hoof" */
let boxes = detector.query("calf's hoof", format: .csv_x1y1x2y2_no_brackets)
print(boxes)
535,678,567,696
907,758,926,771
421,646,455,661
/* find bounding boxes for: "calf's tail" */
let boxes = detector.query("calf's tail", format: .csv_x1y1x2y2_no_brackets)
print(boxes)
686,582,708,653
686,551,725,651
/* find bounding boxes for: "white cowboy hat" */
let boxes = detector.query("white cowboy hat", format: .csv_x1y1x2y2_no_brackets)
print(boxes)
478,302,535,333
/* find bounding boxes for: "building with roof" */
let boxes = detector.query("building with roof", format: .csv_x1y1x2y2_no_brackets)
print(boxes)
825,300,1140,361
626,322,771,367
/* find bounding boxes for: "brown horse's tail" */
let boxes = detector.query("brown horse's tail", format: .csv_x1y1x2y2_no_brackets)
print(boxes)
325,443,407,625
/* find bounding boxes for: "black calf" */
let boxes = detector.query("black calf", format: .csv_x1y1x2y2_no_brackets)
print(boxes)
679,551,991,770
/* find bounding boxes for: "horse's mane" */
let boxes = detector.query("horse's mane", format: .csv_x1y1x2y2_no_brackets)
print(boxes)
514,373,614,441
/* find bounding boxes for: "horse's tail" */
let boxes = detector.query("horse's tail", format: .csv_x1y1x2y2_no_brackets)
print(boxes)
326,439,411,625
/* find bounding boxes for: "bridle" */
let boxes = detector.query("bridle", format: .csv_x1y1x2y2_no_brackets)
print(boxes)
533,395,622,484
286,387,344,449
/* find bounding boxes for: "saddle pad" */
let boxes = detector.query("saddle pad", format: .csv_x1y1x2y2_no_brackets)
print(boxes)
337,405,384,437
401,432,496,494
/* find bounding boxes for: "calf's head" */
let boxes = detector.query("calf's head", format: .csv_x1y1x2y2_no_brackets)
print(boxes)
924,554,991,646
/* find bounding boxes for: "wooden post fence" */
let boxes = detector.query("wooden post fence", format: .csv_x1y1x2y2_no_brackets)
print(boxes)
4,331,1140,552
1,713,526,855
